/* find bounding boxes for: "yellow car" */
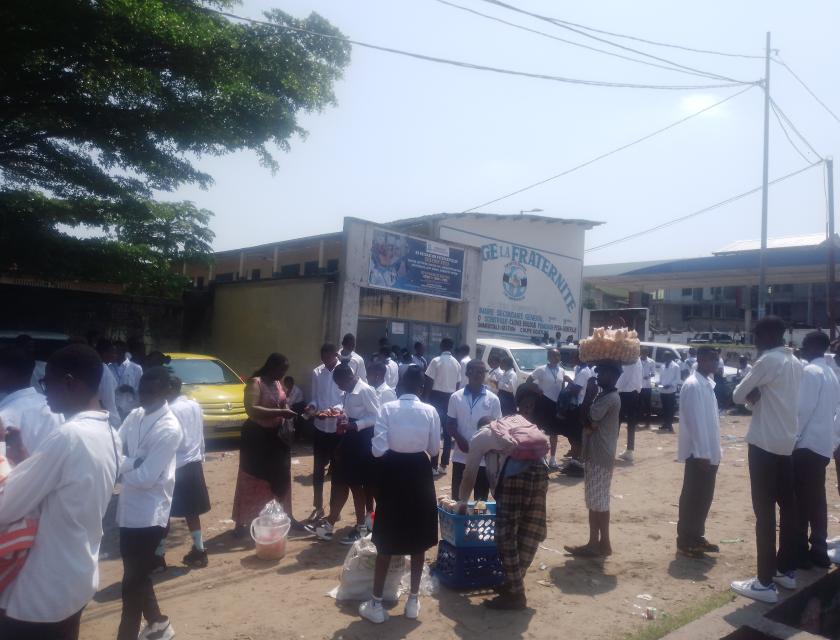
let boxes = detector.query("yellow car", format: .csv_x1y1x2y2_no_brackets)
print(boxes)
166,353,247,440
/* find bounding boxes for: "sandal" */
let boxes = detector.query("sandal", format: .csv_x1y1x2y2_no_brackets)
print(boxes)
564,544,604,558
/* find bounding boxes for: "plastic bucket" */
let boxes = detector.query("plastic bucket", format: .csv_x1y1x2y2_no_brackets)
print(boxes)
251,516,290,560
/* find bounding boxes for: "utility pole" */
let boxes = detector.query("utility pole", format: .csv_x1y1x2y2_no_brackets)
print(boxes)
757,32,771,322
828,157,836,340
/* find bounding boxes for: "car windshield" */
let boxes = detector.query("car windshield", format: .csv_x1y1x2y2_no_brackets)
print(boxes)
168,359,241,385
511,348,549,372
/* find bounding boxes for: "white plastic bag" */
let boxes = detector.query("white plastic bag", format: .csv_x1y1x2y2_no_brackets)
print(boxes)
398,563,438,597
330,535,406,602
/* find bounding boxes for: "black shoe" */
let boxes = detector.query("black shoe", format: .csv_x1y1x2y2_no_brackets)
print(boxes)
676,545,706,559
698,538,720,553
233,524,248,540
809,552,831,569
151,554,167,574
797,557,814,571
658,426,674,433
561,463,585,478
183,546,208,568
484,593,527,610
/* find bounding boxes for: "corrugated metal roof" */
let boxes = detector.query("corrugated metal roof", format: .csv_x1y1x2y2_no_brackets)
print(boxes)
386,212,603,230
713,233,830,254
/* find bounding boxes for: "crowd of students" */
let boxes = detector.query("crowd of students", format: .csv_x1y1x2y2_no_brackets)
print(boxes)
1,320,839,637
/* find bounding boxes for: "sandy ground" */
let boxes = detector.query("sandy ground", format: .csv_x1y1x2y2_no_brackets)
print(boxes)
80,415,840,640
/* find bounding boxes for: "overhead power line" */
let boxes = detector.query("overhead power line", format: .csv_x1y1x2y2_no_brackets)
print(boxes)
433,0,737,81
770,98,823,161
203,7,750,91
585,161,823,253
773,57,840,125
461,85,754,213
476,0,754,84
771,103,815,164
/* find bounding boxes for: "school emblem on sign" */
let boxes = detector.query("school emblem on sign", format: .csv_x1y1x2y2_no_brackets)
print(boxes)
502,262,527,300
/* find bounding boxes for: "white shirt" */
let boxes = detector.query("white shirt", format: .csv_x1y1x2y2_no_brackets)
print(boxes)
733,346,803,456
686,356,698,371
0,387,63,455
340,350,367,382
372,394,441,458
738,364,753,378
487,367,503,391
99,363,121,428
616,359,643,393
286,384,305,406
659,361,681,394
425,352,462,393
677,371,722,465
340,379,381,430
110,357,143,391
531,364,564,402
498,369,517,393
117,404,182,528
795,357,840,459
310,363,344,433
0,411,118,622
573,364,593,404
640,358,656,390
460,356,472,385
447,386,502,465
30,360,46,394
375,382,398,405
170,395,204,467
384,358,399,389
411,354,428,369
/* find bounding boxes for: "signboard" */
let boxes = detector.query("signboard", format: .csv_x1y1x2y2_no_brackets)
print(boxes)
368,228,464,301
477,242,581,340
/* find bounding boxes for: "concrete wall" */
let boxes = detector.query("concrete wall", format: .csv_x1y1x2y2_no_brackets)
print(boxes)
209,278,338,395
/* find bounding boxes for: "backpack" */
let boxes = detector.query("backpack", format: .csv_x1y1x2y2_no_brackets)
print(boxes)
488,415,550,461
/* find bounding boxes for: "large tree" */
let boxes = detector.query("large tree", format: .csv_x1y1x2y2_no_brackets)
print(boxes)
0,0,350,295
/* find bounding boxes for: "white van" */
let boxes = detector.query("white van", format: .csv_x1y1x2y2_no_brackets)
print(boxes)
475,338,560,392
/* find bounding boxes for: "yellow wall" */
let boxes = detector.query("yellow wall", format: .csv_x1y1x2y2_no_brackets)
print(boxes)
210,278,338,394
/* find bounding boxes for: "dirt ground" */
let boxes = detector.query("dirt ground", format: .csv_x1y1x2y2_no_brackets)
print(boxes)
81,415,840,640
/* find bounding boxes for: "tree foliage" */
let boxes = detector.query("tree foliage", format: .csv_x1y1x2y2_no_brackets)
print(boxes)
0,0,351,295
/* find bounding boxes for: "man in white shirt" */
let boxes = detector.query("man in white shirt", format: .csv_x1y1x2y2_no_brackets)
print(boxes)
307,343,344,522
368,361,397,405
792,331,840,569
116,367,182,640
0,347,63,459
659,352,682,433
313,364,381,545
95,339,121,428
638,350,656,429
282,375,306,410
616,357,643,463
447,359,502,501
424,338,463,474
456,345,472,386
676,346,723,558
685,347,698,372
166,376,210,569
737,355,753,380
527,348,565,468
411,341,428,370
111,340,143,420
339,333,367,382
0,344,119,640
731,316,803,605
377,345,399,389
487,353,503,393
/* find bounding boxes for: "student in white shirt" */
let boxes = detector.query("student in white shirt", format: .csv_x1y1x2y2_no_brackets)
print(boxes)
559,352,592,473
676,347,723,558
659,352,682,433
306,343,344,522
378,345,399,389
110,340,143,420
166,376,210,569
0,344,118,640
424,338,462,474
282,375,306,410
685,348,698,372
339,333,367,382
527,348,565,468
98,357,121,428
497,356,518,416
447,359,502,501
638,350,656,428
731,316,804,605
0,347,63,460
411,341,428,370
616,358,643,463
360,367,440,625
487,353,503,393
792,331,840,569
116,367,182,640
312,364,381,545
456,345,472,386
737,356,753,380
368,361,397,405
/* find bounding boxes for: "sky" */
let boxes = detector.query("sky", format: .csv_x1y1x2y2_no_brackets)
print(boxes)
162,0,840,265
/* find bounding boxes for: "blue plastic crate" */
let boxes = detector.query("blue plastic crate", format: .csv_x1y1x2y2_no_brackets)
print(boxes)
433,540,505,590
438,502,496,548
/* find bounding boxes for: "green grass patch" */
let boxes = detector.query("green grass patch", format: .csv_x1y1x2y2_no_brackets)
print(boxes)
616,590,737,640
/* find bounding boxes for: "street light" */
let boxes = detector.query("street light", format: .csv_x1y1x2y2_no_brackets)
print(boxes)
519,208,543,215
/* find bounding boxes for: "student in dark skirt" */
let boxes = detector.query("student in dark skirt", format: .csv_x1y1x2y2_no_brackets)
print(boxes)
497,356,518,416
359,366,441,624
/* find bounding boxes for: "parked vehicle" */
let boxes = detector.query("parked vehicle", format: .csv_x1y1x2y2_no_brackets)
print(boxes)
475,338,565,392
688,332,734,344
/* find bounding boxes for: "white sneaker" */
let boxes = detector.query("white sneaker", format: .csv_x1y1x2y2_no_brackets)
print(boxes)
731,578,779,604
315,520,334,541
773,571,797,590
139,617,175,640
618,449,634,463
432,467,441,477
438,465,448,476
359,599,388,624
404,595,420,619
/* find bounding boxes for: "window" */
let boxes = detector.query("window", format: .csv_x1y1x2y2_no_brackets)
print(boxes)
692,288,703,301
681,288,692,297
250,268,261,280
167,359,241,385
326,258,339,272
510,348,548,372
304,260,319,275
280,264,300,277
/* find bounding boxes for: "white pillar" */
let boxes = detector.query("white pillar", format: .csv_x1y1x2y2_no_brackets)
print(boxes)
238,251,245,280
208,263,214,282
460,246,482,350
272,246,279,276
337,219,365,339
318,239,325,269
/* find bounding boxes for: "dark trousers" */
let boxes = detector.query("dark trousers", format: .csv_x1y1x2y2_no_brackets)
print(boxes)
748,444,797,585
312,428,341,509
0,609,83,640
118,526,166,640
661,392,677,430
428,391,453,468
639,388,652,425
619,391,639,450
793,447,831,563
451,461,490,501
677,457,718,548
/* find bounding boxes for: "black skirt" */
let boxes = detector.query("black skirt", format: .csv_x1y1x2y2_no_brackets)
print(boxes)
535,394,562,435
332,427,375,487
372,451,438,555
239,419,291,499
170,460,211,518
498,390,517,416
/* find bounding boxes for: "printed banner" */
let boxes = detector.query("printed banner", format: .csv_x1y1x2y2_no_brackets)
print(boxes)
368,228,464,301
